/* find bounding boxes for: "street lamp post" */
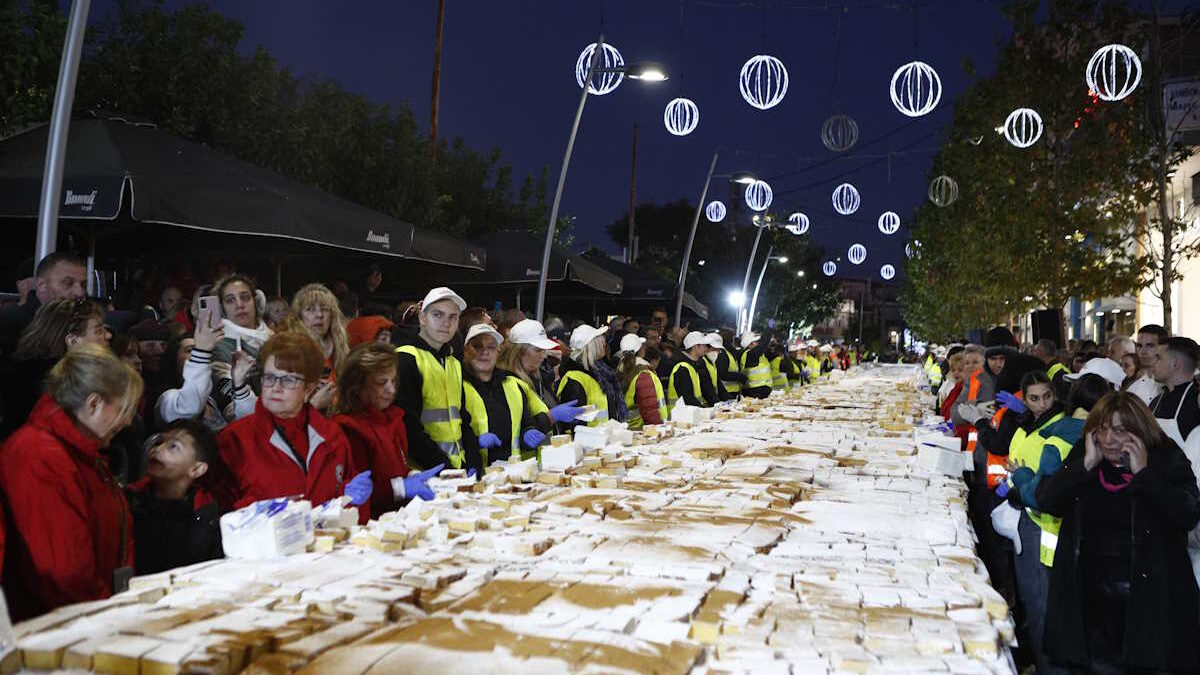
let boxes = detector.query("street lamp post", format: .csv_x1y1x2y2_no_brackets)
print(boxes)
747,247,787,332
737,220,770,334
534,36,667,322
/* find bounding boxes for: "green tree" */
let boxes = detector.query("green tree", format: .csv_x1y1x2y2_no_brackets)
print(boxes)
0,0,65,137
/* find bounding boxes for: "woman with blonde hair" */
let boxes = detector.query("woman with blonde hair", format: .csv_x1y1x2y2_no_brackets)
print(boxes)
0,343,141,620
290,283,349,411
557,324,626,428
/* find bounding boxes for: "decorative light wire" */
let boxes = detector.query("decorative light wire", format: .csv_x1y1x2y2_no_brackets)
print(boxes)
705,200,727,222
664,97,699,136
1086,44,1142,102
787,212,810,235
889,61,942,117
575,43,624,95
821,114,859,152
928,175,958,207
822,260,837,276
1003,108,1043,148
744,179,774,212
739,55,789,110
847,243,867,265
832,183,860,215
880,264,896,280
878,211,900,234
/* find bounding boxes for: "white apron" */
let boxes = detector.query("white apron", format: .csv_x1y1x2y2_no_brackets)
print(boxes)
1155,380,1195,448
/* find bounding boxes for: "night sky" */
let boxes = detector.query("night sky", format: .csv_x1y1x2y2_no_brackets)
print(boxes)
84,0,1180,286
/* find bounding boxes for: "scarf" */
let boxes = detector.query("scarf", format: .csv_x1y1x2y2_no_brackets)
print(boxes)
221,319,273,354
1098,460,1133,493
592,359,628,423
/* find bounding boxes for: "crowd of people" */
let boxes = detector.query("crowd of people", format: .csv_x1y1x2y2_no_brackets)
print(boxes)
925,325,1200,674
0,253,863,622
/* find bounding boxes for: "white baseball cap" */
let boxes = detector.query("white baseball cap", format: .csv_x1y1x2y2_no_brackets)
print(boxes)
683,331,708,349
619,333,646,354
420,287,466,312
569,324,608,351
1064,357,1125,390
507,319,559,350
819,344,833,353
705,333,723,349
464,323,503,347
739,332,761,348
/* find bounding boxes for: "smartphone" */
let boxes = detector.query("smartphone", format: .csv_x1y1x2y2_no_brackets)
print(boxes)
198,295,222,330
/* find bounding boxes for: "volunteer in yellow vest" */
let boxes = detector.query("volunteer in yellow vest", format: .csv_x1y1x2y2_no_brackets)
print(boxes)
768,343,789,391
706,333,741,397
819,344,837,376
616,333,666,430
461,324,554,465
668,331,717,414
557,324,627,428
802,340,821,383
394,287,484,473
700,333,732,402
738,331,773,399
786,343,806,388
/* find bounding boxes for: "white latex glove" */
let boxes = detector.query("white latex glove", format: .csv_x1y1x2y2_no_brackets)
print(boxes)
956,402,984,425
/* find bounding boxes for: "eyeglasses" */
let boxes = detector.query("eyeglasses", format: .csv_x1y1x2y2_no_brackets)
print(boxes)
263,373,306,390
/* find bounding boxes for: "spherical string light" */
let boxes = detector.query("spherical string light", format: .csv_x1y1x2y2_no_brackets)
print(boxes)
744,179,773,212
1003,108,1043,148
880,264,896,280
878,211,900,235
1086,44,1142,102
787,212,810,235
739,55,789,110
848,243,867,265
575,43,624,96
928,175,958,207
664,97,699,136
832,183,860,215
822,261,837,276
821,115,859,152
890,61,942,117
705,200,727,222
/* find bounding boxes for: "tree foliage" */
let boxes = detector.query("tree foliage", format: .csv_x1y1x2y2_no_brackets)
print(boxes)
2,0,547,237
902,1,1158,341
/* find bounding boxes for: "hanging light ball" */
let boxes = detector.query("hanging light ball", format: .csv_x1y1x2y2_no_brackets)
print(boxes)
575,42,624,95
739,55,789,110
705,200,727,222
744,179,773,212
906,240,921,258
890,61,942,117
821,114,859,152
663,97,699,136
832,183,860,215
1003,108,1043,148
787,212,810,235
848,243,867,265
928,175,958,207
880,264,896,280
1086,44,1142,102
822,261,837,277
877,211,900,234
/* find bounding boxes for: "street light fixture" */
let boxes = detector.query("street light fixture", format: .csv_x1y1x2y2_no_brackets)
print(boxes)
797,270,805,278
673,154,757,327
536,36,668,321
746,247,787,333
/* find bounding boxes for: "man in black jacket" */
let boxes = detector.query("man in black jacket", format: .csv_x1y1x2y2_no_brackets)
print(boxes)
0,252,87,357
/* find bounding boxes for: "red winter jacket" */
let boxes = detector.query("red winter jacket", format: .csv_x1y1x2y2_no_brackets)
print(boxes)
334,407,410,519
0,395,134,621
217,401,366,523
632,370,664,426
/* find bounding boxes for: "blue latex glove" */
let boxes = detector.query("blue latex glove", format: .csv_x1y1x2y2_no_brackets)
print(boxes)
996,391,1026,414
402,464,443,502
478,432,502,449
523,428,547,449
549,399,584,424
467,468,477,479
995,481,1010,498
343,470,373,505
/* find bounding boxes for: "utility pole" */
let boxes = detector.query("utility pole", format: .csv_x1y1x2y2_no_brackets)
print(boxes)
429,0,446,165
627,123,638,263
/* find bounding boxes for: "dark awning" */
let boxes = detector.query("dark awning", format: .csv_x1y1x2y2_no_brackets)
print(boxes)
578,249,710,318
451,231,622,294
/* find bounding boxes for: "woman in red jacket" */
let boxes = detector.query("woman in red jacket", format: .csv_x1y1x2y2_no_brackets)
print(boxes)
616,333,666,430
0,343,141,620
333,342,442,516
217,332,372,520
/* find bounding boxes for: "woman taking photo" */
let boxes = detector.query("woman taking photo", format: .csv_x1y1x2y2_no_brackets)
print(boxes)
616,333,665,430
217,332,372,518
210,275,272,425
334,342,442,515
462,324,553,464
155,307,256,431
290,283,349,411
499,319,581,427
1040,392,1200,673
0,344,140,620
558,324,627,428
